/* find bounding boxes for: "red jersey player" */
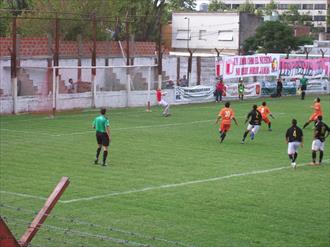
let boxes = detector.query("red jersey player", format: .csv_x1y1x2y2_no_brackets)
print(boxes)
303,97,323,129
156,88,170,117
257,101,274,131
215,102,238,143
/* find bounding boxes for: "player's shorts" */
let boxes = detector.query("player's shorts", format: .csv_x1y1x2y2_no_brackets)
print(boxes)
96,131,110,146
158,99,168,107
311,139,324,151
220,122,231,132
309,113,321,121
262,117,270,124
288,141,301,154
247,124,260,134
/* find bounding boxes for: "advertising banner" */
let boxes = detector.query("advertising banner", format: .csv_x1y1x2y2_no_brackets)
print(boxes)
280,58,329,78
175,85,215,102
175,83,261,102
261,80,296,96
222,54,280,79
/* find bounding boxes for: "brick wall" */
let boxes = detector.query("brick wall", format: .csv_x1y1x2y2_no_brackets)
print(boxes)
0,37,156,57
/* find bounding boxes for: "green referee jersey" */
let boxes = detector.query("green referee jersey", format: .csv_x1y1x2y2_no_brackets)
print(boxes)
238,84,244,93
93,115,110,133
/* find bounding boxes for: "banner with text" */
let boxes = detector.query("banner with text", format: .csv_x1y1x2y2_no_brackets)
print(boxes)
280,58,330,78
175,83,261,102
222,54,280,79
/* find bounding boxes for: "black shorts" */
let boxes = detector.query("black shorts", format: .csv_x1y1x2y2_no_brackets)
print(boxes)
96,132,109,146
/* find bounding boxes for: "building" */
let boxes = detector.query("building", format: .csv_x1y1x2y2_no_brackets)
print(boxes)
196,0,329,32
171,12,262,55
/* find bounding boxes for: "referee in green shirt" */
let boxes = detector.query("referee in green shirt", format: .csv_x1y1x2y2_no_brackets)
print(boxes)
92,108,111,166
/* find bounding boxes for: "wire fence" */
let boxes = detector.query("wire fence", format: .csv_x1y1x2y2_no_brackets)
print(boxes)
1,204,195,247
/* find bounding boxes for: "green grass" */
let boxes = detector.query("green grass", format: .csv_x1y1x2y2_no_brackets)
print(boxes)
1,95,330,247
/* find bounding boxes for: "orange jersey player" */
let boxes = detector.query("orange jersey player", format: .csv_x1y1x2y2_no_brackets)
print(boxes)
303,97,323,129
257,101,274,131
215,102,238,143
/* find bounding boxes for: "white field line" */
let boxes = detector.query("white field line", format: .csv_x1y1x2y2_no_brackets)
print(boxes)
0,113,287,138
2,159,327,204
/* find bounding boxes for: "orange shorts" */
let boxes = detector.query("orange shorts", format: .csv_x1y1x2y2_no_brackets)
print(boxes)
309,113,320,121
220,122,231,132
262,117,270,124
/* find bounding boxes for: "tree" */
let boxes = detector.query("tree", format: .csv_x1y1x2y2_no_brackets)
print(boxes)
238,0,255,14
1,0,195,41
264,0,277,16
208,0,228,12
243,21,298,53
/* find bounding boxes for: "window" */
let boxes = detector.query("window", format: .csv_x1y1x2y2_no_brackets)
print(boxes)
199,30,207,40
232,4,240,9
255,4,265,9
218,31,233,41
314,4,326,10
176,29,190,40
277,4,288,10
313,15,326,21
302,4,313,10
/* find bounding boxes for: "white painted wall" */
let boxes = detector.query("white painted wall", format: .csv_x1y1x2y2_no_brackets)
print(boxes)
172,12,240,50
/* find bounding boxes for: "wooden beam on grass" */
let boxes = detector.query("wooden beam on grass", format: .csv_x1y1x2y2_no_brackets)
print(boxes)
19,177,70,247
0,217,20,247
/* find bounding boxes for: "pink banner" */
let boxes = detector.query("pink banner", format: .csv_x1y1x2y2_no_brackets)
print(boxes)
222,54,280,79
280,58,329,78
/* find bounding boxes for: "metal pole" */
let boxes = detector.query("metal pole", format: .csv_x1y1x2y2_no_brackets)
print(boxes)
91,13,97,108
157,18,162,89
53,15,59,115
11,16,17,114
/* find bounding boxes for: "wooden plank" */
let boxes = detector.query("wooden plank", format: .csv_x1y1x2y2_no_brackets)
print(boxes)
0,217,20,247
19,177,70,247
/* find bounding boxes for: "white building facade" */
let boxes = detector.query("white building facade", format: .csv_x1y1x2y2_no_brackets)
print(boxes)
196,0,329,32
171,12,262,55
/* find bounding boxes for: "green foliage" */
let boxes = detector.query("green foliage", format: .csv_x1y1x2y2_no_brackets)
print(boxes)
280,5,312,25
238,0,255,14
245,21,298,53
208,0,228,12
264,0,277,15
0,0,195,41
242,36,258,54
1,96,329,246
296,36,314,46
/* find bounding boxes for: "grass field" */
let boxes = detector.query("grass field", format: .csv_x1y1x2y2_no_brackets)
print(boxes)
0,95,330,247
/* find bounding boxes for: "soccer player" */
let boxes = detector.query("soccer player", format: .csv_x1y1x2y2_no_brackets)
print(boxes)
286,119,304,169
215,102,238,143
92,108,111,166
303,97,323,129
310,116,330,166
241,105,262,144
257,101,275,131
156,88,170,117
238,79,244,101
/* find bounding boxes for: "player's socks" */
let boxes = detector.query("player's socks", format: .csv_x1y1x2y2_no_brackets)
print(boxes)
268,123,272,131
220,133,226,143
242,131,248,141
250,132,254,140
95,147,101,164
303,122,309,129
312,151,317,164
102,151,108,166
319,151,323,164
293,152,297,162
288,154,293,162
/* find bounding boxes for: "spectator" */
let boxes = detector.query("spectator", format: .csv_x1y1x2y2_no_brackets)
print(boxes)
66,78,74,93
179,75,188,87
215,78,224,102
276,77,283,97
